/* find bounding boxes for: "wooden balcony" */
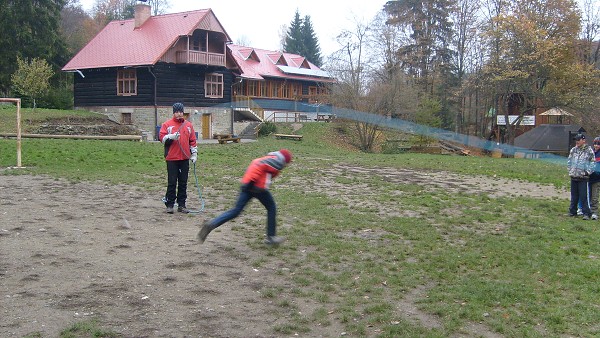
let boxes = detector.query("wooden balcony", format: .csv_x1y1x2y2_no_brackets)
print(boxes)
176,50,225,66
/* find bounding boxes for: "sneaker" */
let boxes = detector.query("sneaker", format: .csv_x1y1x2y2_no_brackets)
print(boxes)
197,221,213,244
567,213,577,217
582,215,590,220
178,206,190,213
592,214,598,220
577,208,583,216
264,236,286,245
166,207,174,214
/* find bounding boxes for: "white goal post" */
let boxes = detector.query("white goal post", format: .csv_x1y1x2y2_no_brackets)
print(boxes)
0,98,22,167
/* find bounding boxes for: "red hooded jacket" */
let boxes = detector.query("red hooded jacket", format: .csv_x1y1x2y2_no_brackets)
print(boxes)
240,152,288,190
159,117,197,161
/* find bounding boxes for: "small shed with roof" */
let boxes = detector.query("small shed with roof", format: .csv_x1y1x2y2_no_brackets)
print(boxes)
537,107,574,125
514,124,585,155
514,107,587,155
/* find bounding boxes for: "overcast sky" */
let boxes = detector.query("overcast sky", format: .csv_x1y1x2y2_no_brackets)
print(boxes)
77,0,388,56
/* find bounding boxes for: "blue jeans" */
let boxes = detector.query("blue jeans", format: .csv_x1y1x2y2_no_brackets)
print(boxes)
209,187,277,236
570,179,591,216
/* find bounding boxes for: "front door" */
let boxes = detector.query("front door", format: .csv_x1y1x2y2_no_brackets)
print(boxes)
201,114,211,139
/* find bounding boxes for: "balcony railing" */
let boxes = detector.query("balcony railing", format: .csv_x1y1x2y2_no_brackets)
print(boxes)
176,50,225,66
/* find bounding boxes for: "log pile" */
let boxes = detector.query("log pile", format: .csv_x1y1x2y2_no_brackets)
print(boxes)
439,140,471,156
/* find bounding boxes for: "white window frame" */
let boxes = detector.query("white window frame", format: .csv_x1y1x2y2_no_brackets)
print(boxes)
205,73,223,98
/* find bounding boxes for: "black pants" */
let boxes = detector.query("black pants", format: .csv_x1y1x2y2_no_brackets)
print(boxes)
165,160,189,208
569,178,591,216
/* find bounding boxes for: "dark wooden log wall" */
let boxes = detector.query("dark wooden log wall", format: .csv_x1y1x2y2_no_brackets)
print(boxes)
73,67,153,107
152,63,232,107
73,63,233,108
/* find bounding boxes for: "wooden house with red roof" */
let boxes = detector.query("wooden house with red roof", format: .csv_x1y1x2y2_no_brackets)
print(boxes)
62,3,336,140
227,45,336,124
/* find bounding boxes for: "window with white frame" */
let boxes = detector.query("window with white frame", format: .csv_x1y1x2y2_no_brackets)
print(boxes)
117,69,137,96
205,73,223,98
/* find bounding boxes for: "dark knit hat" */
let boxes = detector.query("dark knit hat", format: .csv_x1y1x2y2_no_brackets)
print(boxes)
173,102,184,113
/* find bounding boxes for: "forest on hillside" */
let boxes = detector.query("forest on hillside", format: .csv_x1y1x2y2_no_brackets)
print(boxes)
1,0,599,144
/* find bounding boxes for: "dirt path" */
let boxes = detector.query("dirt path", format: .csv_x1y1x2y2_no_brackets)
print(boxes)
0,171,567,337
0,175,323,337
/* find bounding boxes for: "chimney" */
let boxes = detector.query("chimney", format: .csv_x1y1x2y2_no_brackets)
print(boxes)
134,3,151,28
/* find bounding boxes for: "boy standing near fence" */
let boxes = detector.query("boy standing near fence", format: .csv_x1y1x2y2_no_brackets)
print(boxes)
567,134,595,220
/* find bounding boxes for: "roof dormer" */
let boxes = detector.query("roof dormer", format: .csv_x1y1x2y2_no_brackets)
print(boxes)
266,53,288,66
239,47,260,62
276,55,288,66
296,57,311,69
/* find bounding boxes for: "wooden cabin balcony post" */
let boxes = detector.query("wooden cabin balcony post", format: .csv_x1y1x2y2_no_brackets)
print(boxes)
187,36,190,64
205,31,209,55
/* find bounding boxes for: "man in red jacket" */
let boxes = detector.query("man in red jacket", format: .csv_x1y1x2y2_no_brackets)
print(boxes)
159,102,198,214
197,149,292,245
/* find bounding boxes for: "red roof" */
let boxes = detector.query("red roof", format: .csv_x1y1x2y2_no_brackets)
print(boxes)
228,44,335,83
63,8,334,84
62,9,230,70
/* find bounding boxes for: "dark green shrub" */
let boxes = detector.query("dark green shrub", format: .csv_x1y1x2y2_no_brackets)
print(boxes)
381,140,411,154
37,87,73,110
258,122,277,136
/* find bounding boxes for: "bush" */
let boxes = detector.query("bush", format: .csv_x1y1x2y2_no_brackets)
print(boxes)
258,122,277,136
37,87,74,110
8,86,73,110
381,140,410,154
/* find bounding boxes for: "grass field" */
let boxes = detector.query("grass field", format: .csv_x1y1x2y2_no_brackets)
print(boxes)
1,108,599,337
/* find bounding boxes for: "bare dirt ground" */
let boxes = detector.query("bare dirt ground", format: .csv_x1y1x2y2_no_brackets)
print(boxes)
0,170,568,338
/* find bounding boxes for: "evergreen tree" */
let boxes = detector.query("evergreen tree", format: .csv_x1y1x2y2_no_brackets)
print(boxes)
284,9,323,67
284,10,305,54
301,15,323,67
0,0,68,94
385,0,454,90
385,0,455,127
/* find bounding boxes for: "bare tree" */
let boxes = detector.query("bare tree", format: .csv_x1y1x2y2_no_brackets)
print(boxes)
451,0,484,135
328,18,385,152
328,19,369,106
580,0,600,66
235,36,252,47
91,0,170,26
368,10,420,121
145,0,170,16
278,24,288,51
